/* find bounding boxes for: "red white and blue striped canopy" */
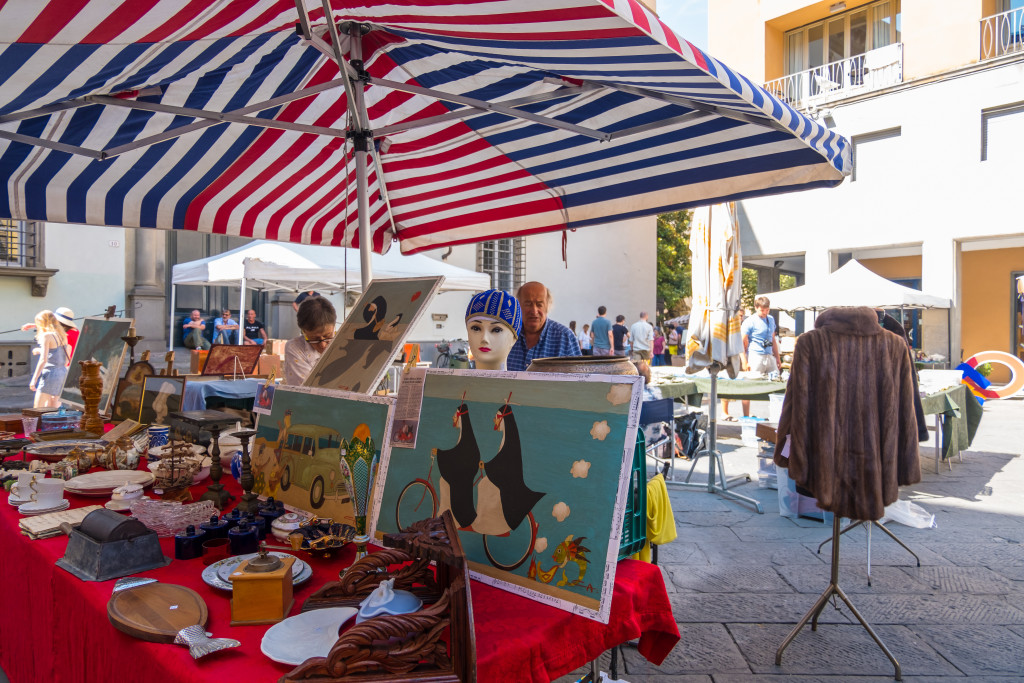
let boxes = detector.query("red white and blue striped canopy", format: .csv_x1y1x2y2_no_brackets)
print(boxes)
0,0,850,254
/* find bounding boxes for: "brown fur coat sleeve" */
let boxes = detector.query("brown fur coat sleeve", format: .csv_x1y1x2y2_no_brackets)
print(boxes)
775,307,921,520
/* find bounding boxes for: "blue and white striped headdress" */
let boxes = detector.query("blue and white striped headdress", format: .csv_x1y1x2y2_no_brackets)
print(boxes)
465,289,522,339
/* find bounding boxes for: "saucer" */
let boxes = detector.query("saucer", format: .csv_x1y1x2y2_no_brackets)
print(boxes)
19,499,70,516
7,494,31,507
105,496,149,512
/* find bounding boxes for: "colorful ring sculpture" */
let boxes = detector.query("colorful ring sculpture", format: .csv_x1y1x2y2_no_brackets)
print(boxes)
960,351,1024,400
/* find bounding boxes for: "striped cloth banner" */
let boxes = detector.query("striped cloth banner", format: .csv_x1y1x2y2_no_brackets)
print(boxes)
0,0,851,253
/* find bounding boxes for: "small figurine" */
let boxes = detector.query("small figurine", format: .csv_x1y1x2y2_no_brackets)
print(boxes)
464,289,522,371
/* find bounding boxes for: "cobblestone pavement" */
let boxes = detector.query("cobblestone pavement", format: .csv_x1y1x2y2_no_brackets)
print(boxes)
557,398,1024,682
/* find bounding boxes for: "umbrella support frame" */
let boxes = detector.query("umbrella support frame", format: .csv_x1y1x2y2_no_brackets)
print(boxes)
777,515,903,680
665,365,764,514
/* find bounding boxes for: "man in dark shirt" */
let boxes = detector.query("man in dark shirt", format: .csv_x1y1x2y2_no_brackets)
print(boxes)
612,315,630,355
292,290,321,312
242,309,268,345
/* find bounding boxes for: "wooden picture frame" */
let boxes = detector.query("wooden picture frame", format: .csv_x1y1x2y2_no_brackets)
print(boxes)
60,317,133,414
200,343,262,376
138,376,187,426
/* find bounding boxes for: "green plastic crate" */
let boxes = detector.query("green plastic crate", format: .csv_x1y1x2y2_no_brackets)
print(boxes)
618,431,648,560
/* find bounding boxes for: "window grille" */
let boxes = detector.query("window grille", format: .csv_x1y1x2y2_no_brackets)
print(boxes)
476,238,525,293
0,219,40,268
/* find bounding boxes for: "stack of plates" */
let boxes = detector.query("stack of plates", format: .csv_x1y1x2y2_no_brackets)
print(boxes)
202,552,311,591
19,499,71,516
63,470,155,497
7,489,33,507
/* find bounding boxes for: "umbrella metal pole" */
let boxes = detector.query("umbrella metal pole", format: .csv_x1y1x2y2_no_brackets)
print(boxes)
667,364,764,513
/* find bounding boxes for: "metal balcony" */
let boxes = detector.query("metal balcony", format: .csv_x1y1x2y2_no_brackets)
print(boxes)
764,44,903,112
981,6,1024,60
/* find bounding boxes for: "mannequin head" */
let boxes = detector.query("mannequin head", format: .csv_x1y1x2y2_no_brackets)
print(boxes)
465,290,522,371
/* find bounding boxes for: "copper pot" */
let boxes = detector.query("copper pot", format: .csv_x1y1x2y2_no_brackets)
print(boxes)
525,355,638,376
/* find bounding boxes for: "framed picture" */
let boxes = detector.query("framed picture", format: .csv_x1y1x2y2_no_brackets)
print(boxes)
60,317,133,413
201,343,263,376
304,276,443,393
371,369,643,623
112,358,155,423
138,376,187,426
250,385,394,526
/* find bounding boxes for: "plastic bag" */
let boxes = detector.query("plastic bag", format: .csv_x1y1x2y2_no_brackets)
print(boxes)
880,499,936,529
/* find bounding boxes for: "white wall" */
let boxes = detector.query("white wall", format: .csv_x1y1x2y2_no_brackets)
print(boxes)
1,222,127,345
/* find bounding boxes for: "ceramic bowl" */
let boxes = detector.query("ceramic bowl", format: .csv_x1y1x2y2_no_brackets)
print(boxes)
271,512,309,542
355,588,422,623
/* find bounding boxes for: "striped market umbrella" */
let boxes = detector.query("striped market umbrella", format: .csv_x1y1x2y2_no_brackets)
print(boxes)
0,0,850,283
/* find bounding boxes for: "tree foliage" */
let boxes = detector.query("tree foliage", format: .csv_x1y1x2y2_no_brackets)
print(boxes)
656,210,692,319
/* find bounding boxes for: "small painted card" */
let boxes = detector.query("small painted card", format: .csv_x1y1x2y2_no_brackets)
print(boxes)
251,385,395,526
61,317,132,413
371,369,643,623
138,376,187,426
303,276,443,394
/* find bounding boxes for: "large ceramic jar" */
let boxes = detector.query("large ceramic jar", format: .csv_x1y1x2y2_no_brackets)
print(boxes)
525,355,638,375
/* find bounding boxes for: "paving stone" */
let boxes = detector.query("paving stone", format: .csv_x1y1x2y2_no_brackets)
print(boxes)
670,592,852,624
911,625,1024,676
1008,624,1024,640
622,623,749,675
776,563,932,594
731,523,833,543
805,534,952,567
929,542,1024,567
987,564,1024,581
666,566,793,594
904,566,1014,594
850,594,1024,625
654,541,709,564
673,525,743,543
674,510,760,528
551,648,614,683
728,623,961,677
699,542,825,567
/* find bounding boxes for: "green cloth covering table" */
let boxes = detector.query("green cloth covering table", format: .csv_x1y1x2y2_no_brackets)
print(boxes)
921,384,983,463
653,378,787,406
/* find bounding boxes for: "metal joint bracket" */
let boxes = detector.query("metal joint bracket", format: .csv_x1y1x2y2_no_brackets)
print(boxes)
346,129,373,151
349,59,371,83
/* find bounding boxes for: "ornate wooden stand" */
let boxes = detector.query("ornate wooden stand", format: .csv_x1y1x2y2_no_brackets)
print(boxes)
284,511,476,683
233,430,260,514
78,360,105,436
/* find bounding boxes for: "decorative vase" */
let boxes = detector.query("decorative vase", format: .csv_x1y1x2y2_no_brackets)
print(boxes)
79,359,105,435
526,355,639,376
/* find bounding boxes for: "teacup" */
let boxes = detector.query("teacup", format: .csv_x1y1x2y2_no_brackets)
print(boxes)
148,425,170,449
12,471,45,500
29,479,65,508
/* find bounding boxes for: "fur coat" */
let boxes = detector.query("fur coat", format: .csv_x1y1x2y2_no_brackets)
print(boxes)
775,307,921,520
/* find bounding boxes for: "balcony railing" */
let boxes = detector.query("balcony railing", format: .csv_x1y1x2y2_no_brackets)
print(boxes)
764,44,903,112
981,7,1024,60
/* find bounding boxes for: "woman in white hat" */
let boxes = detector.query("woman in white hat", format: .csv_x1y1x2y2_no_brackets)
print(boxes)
28,310,72,408
54,307,79,363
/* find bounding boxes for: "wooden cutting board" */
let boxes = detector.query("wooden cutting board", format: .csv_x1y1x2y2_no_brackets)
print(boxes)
108,583,208,643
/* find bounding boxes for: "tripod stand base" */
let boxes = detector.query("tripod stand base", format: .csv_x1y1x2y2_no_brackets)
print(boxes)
777,516,902,680
668,447,764,513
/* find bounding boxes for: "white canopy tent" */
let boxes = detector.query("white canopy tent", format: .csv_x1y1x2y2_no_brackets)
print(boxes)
169,240,489,349
760,260,951,311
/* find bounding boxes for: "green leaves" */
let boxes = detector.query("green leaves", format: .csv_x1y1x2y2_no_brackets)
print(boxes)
656,210,692,318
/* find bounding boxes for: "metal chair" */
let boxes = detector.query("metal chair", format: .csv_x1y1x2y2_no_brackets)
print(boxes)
639,398,678,482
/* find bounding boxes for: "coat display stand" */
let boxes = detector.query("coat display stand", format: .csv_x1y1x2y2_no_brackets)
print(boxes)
777,515,902,680
817,519,920,587
667,364,763,514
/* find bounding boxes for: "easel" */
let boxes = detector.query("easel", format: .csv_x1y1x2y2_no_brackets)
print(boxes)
777,515,902,680
667,362,764,513
229,354,248,381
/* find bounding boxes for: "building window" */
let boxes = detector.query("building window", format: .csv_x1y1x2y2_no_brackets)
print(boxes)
851,127,901,181
784,0,900,75
981,102,1024,162
476,238,525,293
0,219,42,268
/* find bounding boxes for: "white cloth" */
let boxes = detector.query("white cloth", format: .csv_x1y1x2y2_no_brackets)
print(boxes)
283,335,322,386
629,320,654,351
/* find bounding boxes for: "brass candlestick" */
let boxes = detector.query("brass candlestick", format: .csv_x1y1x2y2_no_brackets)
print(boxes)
233,430,260,514
199,424,233,510
120,333,145,365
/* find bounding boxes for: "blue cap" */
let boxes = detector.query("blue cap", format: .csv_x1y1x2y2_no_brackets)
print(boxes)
465,289,522,339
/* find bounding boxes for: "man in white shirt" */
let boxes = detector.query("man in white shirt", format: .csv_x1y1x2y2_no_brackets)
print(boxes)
629,311,654,362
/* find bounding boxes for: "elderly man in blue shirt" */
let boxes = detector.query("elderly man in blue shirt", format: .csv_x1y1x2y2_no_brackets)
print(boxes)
506,281,581,372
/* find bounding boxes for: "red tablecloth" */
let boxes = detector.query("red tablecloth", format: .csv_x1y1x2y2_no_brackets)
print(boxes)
0,460,678,683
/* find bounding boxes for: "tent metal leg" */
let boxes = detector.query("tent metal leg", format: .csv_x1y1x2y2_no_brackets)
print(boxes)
667,365,763,513
777,516,902,680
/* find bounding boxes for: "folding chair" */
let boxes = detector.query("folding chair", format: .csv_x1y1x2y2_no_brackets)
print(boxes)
639,398,678,482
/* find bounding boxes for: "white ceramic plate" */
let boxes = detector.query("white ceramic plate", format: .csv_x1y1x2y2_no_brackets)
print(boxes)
19,499,70,516
260,607,357,665
64,471,155,497
201,552,311,591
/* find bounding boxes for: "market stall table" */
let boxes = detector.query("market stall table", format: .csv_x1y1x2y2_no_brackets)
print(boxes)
651,374,786,406
921,384,983,472
0,458,678,683
181,378,263,412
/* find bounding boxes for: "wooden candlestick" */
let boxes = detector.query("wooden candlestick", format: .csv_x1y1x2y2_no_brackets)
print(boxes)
78,360,104,435
233,430,260,514
199,424,233,510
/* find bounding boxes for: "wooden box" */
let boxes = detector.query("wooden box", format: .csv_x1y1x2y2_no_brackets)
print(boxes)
267,339,288,357
189,350,209,374
756,421,779,444
258,354,281,377
0,414,25,432
230,556,295,625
